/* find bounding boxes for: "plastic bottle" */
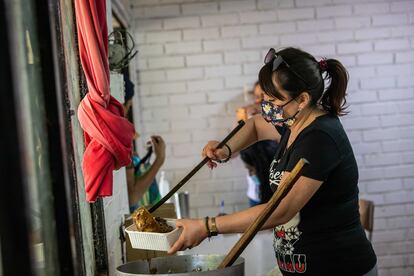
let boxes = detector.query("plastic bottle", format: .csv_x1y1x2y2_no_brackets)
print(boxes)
218,199,226,216
158,171,170,202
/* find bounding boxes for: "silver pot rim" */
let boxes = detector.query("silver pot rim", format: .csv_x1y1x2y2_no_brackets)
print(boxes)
116,254,245,276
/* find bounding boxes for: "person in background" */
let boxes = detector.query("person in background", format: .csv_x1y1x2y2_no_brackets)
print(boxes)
240,140,278,206
123,69,136,119
126,136,166,213
122,70,166,213
237,84,281,275
249,80,266,115
168,47,377,276
237,81,265,121
238,81,279,207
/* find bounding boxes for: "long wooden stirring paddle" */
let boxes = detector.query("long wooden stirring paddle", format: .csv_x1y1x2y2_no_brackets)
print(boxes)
149,120,246,213
218,158,309,268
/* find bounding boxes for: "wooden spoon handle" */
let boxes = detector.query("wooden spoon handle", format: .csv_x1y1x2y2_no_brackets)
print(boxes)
218,158,309,268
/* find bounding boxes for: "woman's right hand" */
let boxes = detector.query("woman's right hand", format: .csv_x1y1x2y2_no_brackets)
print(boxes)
202,140,231,169
168,218,208,255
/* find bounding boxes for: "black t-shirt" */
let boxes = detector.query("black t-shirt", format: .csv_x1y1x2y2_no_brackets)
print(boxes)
269,114,376,276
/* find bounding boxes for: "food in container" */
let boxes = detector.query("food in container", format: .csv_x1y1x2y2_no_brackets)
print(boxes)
126,207,181,251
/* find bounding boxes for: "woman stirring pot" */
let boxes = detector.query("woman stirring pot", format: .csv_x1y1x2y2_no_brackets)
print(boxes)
168,47,377,276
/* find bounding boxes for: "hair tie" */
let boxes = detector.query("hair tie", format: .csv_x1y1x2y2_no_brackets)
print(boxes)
319,59,328,72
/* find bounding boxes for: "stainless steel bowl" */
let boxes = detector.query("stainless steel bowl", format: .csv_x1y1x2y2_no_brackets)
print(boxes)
116,254,244,276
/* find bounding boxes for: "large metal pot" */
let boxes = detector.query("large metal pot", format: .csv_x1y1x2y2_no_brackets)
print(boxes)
116,254,244,276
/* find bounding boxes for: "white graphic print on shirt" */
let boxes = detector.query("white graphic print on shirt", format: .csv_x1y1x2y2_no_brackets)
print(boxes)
270,158,307,273
274,214,306,273
269,159,283,190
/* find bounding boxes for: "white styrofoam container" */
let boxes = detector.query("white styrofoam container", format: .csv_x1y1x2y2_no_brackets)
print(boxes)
125,219,182,251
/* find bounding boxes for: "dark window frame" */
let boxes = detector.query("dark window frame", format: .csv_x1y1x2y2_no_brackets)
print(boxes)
0,1,33,275
0,0,88,275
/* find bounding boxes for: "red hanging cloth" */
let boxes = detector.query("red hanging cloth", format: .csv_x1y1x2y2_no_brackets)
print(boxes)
74,0,134,202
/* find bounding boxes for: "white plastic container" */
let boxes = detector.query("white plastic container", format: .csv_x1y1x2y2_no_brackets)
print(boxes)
125,219,182,251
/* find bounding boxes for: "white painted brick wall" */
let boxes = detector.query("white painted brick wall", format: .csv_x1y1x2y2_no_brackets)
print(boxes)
201,14,239,27
335,16,371,29
182,2,218,16
131,0,414,274
163,16,200,30
148,56,184,69
277,8,314,21
186,53,222,66
183,27,219,40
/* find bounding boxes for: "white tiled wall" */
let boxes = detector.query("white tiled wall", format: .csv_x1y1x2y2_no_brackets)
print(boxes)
130,0,414,274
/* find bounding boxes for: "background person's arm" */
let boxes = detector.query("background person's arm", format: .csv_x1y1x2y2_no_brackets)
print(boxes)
127,136,166,205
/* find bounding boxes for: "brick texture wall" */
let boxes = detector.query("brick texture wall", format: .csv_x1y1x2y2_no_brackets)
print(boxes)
130,1,414,274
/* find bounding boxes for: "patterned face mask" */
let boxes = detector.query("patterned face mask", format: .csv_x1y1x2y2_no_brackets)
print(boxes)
261,99,299,127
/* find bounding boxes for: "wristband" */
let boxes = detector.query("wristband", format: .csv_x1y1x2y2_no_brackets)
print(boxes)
209,217,218,236
216,144,232,163
204,216,211,238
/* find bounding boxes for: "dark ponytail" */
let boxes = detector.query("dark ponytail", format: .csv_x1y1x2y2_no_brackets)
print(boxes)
259,47,350,117
321,59,349,116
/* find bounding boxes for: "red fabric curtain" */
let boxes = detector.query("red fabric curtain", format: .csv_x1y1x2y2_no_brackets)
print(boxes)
74,0,134,202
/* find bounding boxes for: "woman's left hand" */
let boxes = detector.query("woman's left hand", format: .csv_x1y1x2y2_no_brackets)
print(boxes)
168,218,208,255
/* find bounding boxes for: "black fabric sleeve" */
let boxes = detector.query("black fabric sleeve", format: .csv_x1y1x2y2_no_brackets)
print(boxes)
286,129,341,181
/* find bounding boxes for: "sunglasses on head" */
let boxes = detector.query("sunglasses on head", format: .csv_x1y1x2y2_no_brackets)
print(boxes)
264,48,311,88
